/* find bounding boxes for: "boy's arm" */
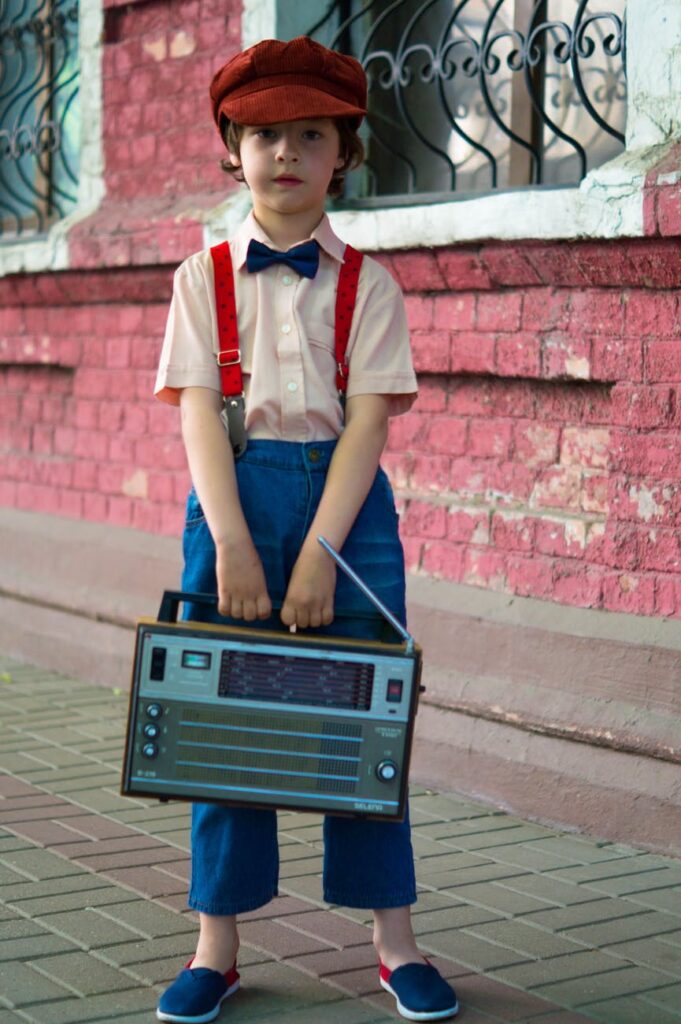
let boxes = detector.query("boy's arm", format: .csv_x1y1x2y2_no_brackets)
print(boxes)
179,386,271,621
281,393,390,629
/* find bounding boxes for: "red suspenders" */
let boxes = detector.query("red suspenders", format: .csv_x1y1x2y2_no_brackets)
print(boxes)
210,241,364,455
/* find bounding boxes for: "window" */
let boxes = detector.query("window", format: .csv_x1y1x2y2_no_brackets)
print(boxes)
0,0,80,238
303,0,626,204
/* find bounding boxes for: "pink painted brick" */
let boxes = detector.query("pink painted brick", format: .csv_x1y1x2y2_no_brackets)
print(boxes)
513,422,560,467
435,250,492,290
591,337,643,382
655,183,681,237
534,518,587,559
402,537,424,571
645,340,681,383
522,288,571,331
387,412,429,451
450,378,536,419
638,527,681,573
476,292,522,332
569,290,625,335
450,332,495,374
392,251,446,291
462,546,507,590
624,290,678,336
581,473,609,514
490,512,536,553
410,330,450,373
552,562,605,608
404,295,434,331
611,384,673,428
421,541,465,580
531,466,583,510
560,427,610,470
105,337,132,369
160,503,185,537
447,508,490,544
424,416,468,456
107,494,134,526
602,572,656,615
432,294,475,331
467,418,513,459
542,333,591,380
58,489,84,518
655,575,681,616
478,245,543,286
506,553,554,598
382,452,414,490
413,379,447,413
495,332,541,378
83,491,108,521
410,454,451,492
402,500,447,539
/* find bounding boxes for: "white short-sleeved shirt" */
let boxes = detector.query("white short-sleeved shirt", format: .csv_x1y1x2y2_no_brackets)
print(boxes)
154,211,417,441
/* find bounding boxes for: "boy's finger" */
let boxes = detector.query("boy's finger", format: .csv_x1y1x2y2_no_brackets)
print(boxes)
256,593,272,619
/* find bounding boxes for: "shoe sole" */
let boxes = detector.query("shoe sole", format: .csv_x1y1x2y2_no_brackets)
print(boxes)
380,976,459,1021
156,979,240,1023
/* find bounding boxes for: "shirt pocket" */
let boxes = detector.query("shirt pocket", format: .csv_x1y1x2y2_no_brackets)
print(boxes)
306,321,337,387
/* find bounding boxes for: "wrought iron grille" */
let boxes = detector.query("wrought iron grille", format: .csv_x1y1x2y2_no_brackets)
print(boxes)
0,0,80,238
306,0,626,203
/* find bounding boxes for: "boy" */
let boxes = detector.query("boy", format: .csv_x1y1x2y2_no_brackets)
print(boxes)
154,35,459,1023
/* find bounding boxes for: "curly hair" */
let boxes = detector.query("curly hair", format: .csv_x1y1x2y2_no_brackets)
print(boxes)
218,118,364,199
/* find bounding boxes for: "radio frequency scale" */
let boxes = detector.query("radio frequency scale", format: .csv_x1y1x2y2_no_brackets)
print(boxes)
121,538,423,820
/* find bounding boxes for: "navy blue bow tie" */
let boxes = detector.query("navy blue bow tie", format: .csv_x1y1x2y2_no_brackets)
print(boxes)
246,239,320,279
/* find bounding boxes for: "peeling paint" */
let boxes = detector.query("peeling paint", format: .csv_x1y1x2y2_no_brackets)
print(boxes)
565,357,590,379
143,35,167,62
122,470,148,499
629,483,664,522
170,31,196,59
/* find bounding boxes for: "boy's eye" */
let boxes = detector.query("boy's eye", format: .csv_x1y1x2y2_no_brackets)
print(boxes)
303,131,321,140
257,129,277,140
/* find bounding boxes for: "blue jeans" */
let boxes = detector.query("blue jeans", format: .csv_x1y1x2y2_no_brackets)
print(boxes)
181,440,417,915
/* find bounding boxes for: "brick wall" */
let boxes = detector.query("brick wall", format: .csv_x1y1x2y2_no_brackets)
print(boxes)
2,0,681,620
381,236,681,617
3,233,681,619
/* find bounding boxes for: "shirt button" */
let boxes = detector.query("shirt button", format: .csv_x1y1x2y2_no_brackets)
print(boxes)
287,381,298,392
281,324,291,334
282,275,293,286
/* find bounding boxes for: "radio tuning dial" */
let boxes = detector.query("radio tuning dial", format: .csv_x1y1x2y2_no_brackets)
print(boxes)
376,759,398,783
143,722,160,739
142,743,159,759
146,703,163,720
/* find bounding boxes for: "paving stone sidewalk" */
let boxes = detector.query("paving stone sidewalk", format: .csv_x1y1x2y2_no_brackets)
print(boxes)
1,656,680,1024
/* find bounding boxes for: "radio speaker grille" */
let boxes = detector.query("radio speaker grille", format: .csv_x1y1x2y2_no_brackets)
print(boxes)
177,707,362,794
218,649,374,710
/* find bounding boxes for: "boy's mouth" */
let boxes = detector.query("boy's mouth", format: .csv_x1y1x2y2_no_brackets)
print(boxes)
274,175,303,185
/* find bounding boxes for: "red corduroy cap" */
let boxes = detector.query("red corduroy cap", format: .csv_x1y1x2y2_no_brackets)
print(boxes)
210,36,367,133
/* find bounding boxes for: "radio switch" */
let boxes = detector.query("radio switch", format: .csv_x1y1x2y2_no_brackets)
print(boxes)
376,759,398,783
143,722,160,739
386,679,403,703
150,647,167,681
142,743,159,759
146,702,163,720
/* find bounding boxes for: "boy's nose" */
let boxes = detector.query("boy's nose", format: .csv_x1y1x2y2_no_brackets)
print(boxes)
275,136,299,161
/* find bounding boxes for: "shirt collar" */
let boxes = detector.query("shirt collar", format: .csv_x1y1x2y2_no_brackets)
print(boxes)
231,210,346,270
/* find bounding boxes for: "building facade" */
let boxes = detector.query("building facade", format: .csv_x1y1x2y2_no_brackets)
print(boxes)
2,0,680,851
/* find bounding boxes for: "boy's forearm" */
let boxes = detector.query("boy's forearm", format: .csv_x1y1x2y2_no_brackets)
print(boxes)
301,395,390,557
179,388,249,546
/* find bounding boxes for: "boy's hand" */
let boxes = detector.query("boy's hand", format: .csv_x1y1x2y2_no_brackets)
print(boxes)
281,547,336,629
216,536,272,621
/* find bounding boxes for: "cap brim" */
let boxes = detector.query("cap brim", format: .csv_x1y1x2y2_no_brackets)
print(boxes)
219,84,366,127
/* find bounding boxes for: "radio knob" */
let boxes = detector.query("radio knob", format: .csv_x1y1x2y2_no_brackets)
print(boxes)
142,743,159,759
146,702,163,720
376,760,398,783
143,722,160,739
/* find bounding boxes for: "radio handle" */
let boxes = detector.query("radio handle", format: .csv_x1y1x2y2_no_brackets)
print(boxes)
157,591,391,633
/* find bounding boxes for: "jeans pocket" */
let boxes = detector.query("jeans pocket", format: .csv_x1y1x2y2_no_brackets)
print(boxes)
185,488,206,528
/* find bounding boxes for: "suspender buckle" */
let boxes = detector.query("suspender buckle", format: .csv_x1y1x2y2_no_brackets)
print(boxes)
218,350,241,367
336,361,349,379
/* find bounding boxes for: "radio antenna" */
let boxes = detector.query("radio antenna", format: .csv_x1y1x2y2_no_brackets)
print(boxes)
317,536,415,653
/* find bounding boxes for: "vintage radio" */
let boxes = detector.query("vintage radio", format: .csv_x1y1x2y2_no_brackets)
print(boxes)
122,540,423,821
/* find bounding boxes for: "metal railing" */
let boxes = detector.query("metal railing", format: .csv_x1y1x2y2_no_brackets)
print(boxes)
307,0,626,203
0,0,80,238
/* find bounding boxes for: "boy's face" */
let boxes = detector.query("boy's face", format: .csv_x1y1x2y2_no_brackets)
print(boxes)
229,118,344,227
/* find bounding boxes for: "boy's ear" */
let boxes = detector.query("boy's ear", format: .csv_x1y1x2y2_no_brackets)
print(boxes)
228,149,242,168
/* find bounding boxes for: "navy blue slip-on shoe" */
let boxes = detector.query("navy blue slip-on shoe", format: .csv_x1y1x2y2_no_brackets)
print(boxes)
379,960,459,1021
156,959,240,1023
